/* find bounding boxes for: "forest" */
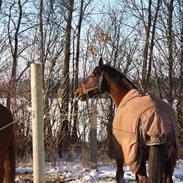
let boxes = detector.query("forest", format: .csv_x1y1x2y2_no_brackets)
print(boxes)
0,0,182,164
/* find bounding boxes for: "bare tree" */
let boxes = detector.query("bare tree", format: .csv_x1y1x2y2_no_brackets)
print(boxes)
146,0,162,88
57,0,74,158
142,0,152,92
176,0,183,147
71,0,85,142
0,0,2,10
71,0,93,142
0,0,182,162
162,0,174,106
38,0,45,76
7,0,23,108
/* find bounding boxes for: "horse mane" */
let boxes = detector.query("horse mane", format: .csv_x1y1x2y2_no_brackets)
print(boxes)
103,65,137,90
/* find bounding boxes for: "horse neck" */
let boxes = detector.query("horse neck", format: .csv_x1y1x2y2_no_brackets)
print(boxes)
110,84,130,107
104,73,131,108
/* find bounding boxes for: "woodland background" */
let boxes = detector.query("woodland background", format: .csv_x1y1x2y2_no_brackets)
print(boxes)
0,0,182,164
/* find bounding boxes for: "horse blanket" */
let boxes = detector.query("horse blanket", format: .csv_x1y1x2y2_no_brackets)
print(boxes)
113,89,179,173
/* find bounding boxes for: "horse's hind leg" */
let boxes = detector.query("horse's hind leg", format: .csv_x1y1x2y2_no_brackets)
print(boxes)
164,150,177,183
3,153,12,183
135,160,147,183
0,150,5,183
116,159,124,183
163,158,175,183
3,138,15,183
162,135,177,183
0,164,4,183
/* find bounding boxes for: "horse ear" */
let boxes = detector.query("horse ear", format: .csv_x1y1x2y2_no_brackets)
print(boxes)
99,57,103,68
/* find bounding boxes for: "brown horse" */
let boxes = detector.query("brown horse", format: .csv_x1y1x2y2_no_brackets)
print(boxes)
76,76,125,182
0,104,15,183
75,58,179,183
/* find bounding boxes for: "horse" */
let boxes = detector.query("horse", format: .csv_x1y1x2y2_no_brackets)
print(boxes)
0,104,15,183
75,58,179,183
75,69,125,182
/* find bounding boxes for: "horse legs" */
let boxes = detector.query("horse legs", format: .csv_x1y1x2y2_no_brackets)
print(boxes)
135,160,148,183
0,164,4,183
3,153,13,183
116,159,124,183
3,137,15,183
162,158,174,183
164,146,177,183
0,150,5,183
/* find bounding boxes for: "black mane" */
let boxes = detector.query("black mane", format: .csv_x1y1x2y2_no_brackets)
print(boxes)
103,65,137,90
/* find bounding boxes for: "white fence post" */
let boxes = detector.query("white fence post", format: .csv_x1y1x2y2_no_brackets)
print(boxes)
31,63,45,183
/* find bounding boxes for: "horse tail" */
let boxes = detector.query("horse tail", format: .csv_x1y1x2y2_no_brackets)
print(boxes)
3,131,15,183
148,144,165,183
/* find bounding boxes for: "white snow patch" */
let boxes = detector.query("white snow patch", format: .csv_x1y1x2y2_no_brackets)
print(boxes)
15,160,183,182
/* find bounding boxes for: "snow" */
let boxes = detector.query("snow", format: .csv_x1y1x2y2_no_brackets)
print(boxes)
15,160,183,182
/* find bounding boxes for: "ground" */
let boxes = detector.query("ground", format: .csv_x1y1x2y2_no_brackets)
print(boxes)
15,160,183,182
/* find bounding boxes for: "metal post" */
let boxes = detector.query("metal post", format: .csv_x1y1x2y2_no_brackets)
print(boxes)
31,63,45,183
89,101,97,168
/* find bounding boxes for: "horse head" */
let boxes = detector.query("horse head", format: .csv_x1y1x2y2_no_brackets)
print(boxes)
75,58,109,100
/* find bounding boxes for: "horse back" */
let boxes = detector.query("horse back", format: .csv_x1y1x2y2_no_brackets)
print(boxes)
112,89,179,173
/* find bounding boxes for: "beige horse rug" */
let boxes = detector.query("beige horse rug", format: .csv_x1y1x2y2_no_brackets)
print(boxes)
113,89,179,173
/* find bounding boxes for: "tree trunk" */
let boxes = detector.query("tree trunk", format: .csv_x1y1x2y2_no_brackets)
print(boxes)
142,0,152,93
167,0,174,106
57,0,74,158
177,0,183,147
38,0,52,158
0,0,2,10
146,0,162,85
38,0,45,77
7,0,22,108
72,0,84,143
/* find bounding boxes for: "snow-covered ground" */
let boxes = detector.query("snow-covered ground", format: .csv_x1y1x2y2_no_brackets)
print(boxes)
15,160,183,182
